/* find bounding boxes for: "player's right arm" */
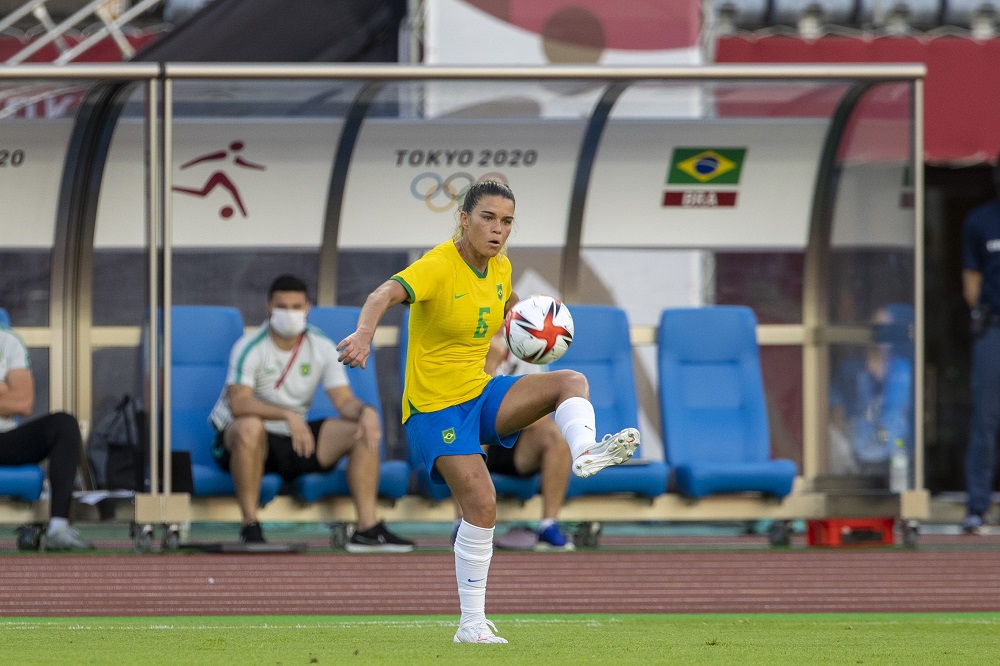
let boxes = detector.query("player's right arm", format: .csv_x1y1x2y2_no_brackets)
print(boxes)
338,279,409,369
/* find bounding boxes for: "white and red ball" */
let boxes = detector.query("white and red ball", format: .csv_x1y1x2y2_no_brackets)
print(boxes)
503,294,574,364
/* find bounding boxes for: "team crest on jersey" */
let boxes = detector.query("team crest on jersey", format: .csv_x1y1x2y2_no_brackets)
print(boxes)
496,284,503,300
299,364,311,376
442,428,456,444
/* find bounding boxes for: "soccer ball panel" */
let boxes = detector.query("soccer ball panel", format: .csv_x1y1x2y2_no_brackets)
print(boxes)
503,294,574,364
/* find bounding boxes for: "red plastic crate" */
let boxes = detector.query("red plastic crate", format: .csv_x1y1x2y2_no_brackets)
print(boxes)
806,518,895,547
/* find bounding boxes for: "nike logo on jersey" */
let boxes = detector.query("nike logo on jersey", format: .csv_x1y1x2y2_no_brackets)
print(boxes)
454,293,468,299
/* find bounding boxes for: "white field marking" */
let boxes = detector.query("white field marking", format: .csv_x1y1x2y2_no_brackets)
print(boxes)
1,617,626,631
10,616,997,632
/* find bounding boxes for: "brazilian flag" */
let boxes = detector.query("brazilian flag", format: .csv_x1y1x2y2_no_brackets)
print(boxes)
667,148,747,185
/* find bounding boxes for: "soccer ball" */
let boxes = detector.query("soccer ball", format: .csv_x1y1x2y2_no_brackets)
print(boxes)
503,294,574,364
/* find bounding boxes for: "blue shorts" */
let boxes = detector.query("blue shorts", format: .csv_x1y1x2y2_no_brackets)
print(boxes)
404,375,522,487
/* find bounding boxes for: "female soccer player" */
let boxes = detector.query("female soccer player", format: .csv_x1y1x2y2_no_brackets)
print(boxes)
337,180,639,644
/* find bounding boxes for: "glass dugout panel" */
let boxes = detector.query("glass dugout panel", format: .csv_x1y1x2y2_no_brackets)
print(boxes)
0,78,93,418
825,81,917,480
167,79,363,320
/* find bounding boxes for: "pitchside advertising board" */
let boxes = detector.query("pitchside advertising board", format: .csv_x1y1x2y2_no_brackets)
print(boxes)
421,0,701,119
424,0,701,66
0,119,76,248
2,115,914,251
586,120,828,249
93,118,342,248
339,120,584,248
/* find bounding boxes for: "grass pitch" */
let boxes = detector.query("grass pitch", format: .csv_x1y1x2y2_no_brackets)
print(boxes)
2,613,997,665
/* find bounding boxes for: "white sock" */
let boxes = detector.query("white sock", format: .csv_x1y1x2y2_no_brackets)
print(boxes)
555,396,597,459
539,518,556,531
47,517,68,534
454,519,494,627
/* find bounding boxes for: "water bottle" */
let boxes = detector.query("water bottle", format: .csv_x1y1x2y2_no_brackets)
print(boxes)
889,438,909,493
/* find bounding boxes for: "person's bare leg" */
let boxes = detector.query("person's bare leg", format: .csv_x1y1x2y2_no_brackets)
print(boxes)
224,417,268,525
513,418,571,522
315,419,380,531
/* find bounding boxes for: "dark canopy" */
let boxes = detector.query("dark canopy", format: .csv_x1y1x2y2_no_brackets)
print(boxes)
133,0,404,62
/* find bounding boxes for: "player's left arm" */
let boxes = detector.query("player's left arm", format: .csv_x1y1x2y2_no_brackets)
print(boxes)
327,385,381,455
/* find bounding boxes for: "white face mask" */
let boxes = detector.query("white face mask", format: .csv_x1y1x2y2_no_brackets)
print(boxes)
270,308,307,338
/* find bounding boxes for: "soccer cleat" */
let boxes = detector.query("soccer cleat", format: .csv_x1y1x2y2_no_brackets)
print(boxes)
240,521,266,544
346,521,416,553
572,428,640,478
534,523,575,551
453,618,508,644
44,525,94,551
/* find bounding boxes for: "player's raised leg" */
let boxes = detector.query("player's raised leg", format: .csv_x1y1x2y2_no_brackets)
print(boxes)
495,371,639,479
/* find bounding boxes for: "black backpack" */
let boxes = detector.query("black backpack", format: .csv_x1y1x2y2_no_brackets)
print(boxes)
87,394,146,491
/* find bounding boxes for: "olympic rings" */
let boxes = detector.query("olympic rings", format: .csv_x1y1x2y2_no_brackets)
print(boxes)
410,172,511,213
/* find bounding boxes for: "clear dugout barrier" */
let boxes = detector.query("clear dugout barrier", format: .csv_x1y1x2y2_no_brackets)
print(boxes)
91,84,151,420
0,78,95,416
825,81,916,481
578,79,863,469
0,64,925,516
165,79,364,318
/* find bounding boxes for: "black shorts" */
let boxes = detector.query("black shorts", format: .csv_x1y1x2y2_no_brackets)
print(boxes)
485,438,531,477
213,419,330,482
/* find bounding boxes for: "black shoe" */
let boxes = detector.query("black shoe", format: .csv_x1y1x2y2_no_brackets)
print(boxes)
240,521,266,544
346,521,415,553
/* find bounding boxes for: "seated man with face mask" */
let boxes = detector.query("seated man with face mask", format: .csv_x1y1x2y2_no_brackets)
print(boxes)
209,274,413,551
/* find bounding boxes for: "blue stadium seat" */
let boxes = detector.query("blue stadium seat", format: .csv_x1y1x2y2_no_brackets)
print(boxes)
398,308,538,502
293,306,409,503
549,305,669,499
170,306,282,504
0,307,46,502
657,306,797,499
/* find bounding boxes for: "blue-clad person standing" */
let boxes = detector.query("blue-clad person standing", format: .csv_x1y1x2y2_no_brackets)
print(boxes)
961,157,1000,534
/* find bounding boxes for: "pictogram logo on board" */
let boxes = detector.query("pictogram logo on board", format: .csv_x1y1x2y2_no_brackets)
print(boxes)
173,141,266,219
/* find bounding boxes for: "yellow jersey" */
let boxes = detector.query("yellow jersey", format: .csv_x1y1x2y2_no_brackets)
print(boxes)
392,240,512,421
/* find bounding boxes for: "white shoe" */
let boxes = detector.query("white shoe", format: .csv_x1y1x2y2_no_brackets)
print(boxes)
572,428,640,478
45,525,94,551
453,618,508,644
